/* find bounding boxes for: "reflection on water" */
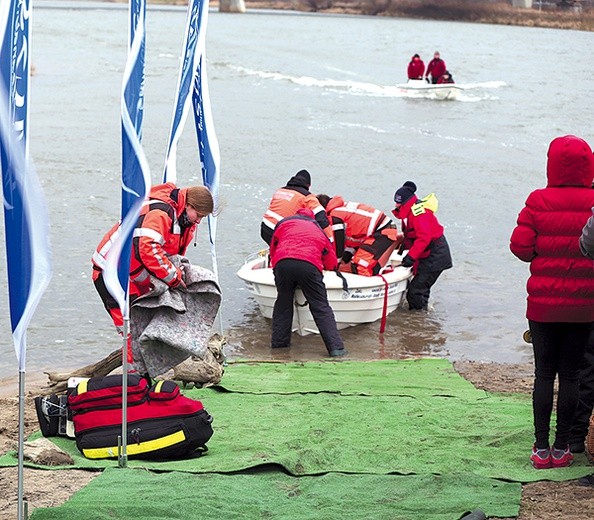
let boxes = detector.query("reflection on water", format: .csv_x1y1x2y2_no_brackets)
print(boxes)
225,300,448,362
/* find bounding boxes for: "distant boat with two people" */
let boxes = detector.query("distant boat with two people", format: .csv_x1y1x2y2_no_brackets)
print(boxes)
398,51,463,100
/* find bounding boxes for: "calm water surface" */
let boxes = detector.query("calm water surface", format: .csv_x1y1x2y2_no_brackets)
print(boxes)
1,1,593,377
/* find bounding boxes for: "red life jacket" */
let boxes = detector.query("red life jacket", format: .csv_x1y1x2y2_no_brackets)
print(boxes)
326,196,391,249
262,186,333,242
346,228,401,277
92,183,196,297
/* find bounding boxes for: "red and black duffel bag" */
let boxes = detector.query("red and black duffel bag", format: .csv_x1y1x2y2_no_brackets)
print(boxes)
68,374,213,460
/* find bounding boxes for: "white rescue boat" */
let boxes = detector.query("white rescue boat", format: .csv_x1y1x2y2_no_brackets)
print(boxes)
236,251,413,336
397,79,463,100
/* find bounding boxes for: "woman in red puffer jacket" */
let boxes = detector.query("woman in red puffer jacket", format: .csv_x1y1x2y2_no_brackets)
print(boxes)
510,134,594,470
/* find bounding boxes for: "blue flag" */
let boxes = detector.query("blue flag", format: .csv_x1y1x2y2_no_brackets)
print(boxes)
162,0,201,185
0,0,52,371
163,0,219,248
102,0,151,318
192,48,220,247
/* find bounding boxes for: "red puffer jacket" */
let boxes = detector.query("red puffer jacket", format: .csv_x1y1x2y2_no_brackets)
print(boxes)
510,135,594,322
270,209,338,273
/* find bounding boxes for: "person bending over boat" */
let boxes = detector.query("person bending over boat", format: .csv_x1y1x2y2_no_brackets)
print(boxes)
510,135,594,469
260,169,332,246
92,182,214,336
437,70,454,84
317,194,400,276
426,51,447,84
407,53,425,80
392,181,452,310
269,208,346,357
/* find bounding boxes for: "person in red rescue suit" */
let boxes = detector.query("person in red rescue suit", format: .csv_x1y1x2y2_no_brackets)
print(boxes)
269,208,347,357
392,181,452,310
260,169,333,246
437,70,454,84
407,54,425,80
92,182,214,335
510,135,594,470
426,51,446,84
317,194,400,276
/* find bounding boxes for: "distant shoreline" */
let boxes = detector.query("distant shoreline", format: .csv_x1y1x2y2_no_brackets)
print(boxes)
145,0,594,32
73,0,594,32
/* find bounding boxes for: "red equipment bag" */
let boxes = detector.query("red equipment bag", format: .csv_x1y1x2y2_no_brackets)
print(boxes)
68,376,213,460
68,373,149,412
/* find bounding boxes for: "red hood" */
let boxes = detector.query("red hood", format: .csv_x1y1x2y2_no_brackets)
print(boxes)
149,182,187,217
296,208,315,219
546,135,594,188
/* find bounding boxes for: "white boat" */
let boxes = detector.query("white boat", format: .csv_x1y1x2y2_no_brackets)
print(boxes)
397,79,463,101
236,251,413,336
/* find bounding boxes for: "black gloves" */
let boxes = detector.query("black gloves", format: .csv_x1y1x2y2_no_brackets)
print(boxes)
401,254,414,268
341,251,353,264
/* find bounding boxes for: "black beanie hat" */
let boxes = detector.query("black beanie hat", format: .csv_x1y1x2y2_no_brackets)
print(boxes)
287,169,311,188
295,169,311,185
394,180,417,204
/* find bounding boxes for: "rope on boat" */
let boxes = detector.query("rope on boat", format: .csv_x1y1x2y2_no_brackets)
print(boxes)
379,274,389,334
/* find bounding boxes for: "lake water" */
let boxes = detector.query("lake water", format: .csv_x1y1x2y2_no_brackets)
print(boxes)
1,1,593,378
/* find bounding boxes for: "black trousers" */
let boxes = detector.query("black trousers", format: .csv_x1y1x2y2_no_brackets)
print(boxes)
529,320,592,449
570,326,594,444
272,259,344,353
406,270,443,310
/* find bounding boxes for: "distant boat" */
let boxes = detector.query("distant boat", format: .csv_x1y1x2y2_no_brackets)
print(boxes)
397,79,463,101
237,251,413,336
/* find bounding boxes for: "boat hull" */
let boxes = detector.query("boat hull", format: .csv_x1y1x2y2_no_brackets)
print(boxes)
397,79,462,100
236,252,412,336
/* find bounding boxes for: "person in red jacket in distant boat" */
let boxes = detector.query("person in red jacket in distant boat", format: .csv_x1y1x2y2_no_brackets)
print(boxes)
407,53,425,80
510,134,594,470
269,208,346,357
426,51,447,84
437,70,454,84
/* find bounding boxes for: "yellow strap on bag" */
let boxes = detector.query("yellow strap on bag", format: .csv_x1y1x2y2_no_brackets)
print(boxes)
82,429,187,459
77,379,89,395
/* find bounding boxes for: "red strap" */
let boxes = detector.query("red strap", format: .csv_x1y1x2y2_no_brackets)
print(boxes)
379,274,389,333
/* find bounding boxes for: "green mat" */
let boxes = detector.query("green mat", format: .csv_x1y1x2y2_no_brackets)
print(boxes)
214,359,484,398
2,360,592,483
30,467,521,520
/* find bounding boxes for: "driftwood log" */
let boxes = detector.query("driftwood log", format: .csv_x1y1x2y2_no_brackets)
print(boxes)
41,348,122,395
41,334,227,395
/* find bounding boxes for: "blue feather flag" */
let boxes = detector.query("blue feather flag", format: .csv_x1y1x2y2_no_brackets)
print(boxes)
0,0,52,371
101,0,151,318
163,0,219,248
163,0,201,185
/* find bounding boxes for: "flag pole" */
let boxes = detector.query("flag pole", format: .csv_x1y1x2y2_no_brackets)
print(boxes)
119,317,129,468
17,369,26,520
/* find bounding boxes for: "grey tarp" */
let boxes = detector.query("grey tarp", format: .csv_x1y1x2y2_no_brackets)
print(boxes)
130,255,221,377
